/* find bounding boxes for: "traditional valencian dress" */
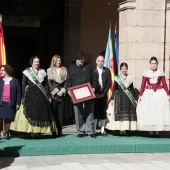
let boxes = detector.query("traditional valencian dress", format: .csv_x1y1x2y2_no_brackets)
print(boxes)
137,69,170,131
105,74,137,131
10,67,56,133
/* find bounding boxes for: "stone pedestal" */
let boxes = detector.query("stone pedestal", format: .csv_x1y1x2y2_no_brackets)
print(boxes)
115,0,170,90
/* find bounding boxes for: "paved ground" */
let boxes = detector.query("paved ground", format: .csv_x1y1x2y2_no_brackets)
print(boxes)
1,153,170,170
1,124,170,170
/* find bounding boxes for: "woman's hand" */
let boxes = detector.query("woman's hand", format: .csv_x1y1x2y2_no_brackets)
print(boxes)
16,105,20,110
138,96,142,103
49,98,52,103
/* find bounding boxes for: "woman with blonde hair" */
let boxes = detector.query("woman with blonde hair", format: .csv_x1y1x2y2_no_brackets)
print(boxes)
47,55,67,137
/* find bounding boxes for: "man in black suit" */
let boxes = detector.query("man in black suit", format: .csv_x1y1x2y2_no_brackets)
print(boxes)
66,51,98,138
94,55,111,136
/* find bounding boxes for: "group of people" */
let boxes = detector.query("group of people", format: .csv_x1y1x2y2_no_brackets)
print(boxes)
106,56,170,137
0,52,169,140
0,55,66,139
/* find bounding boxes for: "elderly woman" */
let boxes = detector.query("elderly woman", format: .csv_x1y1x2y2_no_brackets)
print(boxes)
0,65,21,139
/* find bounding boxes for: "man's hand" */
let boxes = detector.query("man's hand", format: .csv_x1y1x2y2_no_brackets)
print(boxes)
57,91,63,97
68,91,71,96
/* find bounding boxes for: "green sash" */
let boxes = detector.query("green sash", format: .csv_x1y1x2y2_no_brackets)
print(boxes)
26,68,49,100
115,75,136,108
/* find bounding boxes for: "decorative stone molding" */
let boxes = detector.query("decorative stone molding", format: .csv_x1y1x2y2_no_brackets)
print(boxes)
167,0,170,10
114,0,136,11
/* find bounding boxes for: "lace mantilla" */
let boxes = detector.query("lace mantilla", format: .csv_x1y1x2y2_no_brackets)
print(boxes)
23,67,47,83
142,69,164,84
119,74,133,88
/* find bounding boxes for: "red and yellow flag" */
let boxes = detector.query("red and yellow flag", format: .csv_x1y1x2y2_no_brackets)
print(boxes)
0,23,6,66
104,26,115,102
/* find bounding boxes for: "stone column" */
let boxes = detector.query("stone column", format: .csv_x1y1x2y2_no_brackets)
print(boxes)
115,0,169,90
166,0,170,89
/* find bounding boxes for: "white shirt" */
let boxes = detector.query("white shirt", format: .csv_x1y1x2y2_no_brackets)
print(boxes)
97,66,103,88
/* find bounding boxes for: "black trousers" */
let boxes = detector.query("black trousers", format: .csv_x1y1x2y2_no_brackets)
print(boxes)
52,99,65,132
0,118,11,134
94,97,107,119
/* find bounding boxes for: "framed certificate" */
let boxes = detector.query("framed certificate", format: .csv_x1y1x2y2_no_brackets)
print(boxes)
68,83,96,104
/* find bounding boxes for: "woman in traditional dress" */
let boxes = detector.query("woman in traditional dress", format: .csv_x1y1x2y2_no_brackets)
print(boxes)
47,55,67,137
0,65,21,139
105,62,137,134
137,56,170,136
10,56,56,138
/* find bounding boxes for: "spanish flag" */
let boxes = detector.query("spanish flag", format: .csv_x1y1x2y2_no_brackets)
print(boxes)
104,24,115,102
0,23,6,66
0,23,6,133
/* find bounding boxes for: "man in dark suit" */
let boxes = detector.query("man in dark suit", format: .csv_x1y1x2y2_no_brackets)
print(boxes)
66,51,98,138
94,55,111,136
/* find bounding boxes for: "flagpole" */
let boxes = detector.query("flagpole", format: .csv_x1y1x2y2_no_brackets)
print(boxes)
115,21,117,30
109,20,111,29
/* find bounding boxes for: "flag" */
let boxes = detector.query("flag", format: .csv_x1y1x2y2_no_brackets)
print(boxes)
0,23,7,133
114,27,119,74
104,26,115,102
0,23,7,66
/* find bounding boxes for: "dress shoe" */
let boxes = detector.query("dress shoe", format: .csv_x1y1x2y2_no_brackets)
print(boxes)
89,134,96,139
58,131,64,138
76,134,83,138
52,132,57,138
149,134,160,138
101,132,107,137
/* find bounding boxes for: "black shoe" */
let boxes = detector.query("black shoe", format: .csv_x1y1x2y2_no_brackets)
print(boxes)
52,132,57,138
150,134,160,138
101,132,107,137
89,134,96,139
58,131,64,138
77,134,83,138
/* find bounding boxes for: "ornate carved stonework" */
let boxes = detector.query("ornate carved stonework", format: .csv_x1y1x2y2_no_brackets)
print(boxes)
114,0,136,11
